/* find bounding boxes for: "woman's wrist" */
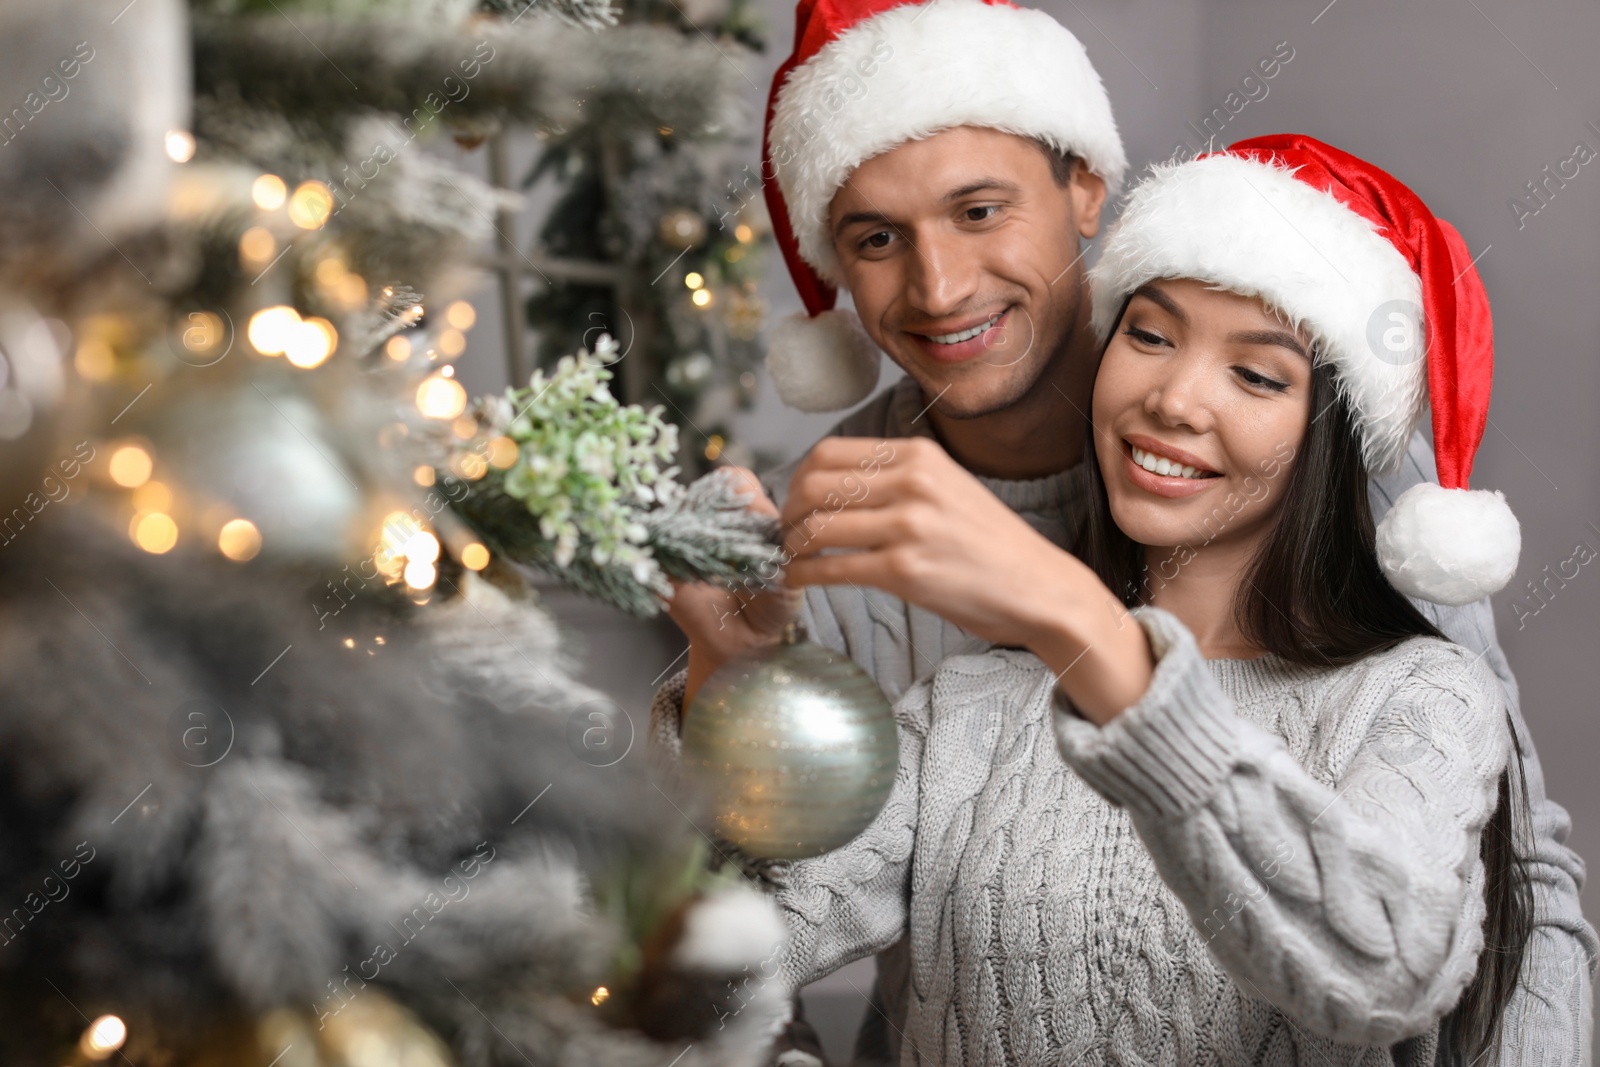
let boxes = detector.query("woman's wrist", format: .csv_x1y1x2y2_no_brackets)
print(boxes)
1023,575,1155,727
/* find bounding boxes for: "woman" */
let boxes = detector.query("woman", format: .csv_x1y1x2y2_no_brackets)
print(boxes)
767,136,1532,1065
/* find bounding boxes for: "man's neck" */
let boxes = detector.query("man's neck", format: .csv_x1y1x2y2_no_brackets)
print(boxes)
922,319,1099,481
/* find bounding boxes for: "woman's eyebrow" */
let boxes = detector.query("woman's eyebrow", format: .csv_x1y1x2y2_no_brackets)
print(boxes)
1227,328,1308,358
1131,283,1186,322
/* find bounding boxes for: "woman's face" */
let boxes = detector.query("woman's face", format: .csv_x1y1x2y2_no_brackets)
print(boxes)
1092,278,1314,554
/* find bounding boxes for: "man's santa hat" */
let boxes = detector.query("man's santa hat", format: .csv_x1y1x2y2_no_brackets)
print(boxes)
1089,134,1519,606
760,0,1127,412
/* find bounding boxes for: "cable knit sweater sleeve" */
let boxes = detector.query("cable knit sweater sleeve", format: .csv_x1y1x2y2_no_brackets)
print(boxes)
1052,607,1509,1047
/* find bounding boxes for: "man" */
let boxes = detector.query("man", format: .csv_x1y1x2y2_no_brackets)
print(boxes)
654,0,1597,1062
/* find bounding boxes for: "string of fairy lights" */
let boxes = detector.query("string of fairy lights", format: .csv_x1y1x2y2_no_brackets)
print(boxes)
66,129,507,602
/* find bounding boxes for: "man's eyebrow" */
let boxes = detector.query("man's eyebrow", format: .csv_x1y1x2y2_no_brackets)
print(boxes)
1226,328,1308,358
945,178,1022,201
833,210,892,236
1131,282,1186,323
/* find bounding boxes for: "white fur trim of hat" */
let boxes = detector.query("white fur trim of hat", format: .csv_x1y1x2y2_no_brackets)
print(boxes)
769,0,1128,287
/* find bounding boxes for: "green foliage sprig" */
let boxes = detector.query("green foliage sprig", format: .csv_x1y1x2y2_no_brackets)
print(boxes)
448,336,784,615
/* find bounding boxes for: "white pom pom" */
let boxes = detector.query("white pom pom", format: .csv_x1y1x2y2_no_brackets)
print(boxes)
671,885,787,973
1376,483,1521,606
765,309,881,413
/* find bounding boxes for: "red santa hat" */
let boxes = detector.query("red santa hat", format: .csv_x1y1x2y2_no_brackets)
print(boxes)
1088,133,1519,606
760,0,1127,412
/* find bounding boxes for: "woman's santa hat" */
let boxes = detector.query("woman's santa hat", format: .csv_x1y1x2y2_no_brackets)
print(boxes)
761,0,1127,412
1089,133,1519,606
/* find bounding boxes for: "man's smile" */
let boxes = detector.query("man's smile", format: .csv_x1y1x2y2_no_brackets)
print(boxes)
908,308,1012,362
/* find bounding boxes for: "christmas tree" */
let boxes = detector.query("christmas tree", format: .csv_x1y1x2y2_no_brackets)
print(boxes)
517,0,775,477
0,0,789,1063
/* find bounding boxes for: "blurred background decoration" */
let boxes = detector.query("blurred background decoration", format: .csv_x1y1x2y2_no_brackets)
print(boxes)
0,0,795,1062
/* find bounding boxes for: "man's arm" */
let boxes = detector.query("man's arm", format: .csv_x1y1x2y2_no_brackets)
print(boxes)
1372,431,1598,1063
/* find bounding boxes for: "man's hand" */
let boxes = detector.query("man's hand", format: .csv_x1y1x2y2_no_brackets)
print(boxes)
662,467,802,713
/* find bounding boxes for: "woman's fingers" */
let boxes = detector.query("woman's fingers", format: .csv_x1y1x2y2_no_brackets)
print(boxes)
782,506,910,558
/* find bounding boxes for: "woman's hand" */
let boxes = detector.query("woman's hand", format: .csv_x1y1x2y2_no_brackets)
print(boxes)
779,436,1153,721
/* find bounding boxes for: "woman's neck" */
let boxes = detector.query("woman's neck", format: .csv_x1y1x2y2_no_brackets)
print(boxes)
1142,538,1268,660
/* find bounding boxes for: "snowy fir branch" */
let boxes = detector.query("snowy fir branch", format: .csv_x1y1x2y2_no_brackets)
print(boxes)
191,16,735,138
446,336,783,616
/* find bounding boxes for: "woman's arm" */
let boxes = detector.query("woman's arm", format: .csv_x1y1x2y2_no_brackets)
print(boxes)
1052,608,1509,1047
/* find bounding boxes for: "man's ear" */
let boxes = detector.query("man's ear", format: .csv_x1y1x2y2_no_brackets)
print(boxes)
1070,161,1108,240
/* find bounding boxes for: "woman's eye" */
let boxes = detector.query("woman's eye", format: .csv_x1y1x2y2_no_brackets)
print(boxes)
964,205,1000,222
1123,325,1167,347
1235,367,1290,392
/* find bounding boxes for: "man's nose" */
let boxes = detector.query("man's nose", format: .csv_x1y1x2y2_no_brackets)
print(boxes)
904,230,980,320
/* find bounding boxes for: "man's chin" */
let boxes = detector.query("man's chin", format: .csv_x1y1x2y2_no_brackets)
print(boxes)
902,360,1042,420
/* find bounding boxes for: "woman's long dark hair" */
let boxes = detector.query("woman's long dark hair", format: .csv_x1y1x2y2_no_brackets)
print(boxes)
1080,301,1534,1064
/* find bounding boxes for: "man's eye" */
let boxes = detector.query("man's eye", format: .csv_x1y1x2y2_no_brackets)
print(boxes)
861,230,895,250
964,205,1000,222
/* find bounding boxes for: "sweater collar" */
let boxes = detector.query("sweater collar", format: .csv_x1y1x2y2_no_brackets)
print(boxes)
880,376,1091,517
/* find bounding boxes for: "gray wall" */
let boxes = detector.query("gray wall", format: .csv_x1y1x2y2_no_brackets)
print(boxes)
451,0,1600,1058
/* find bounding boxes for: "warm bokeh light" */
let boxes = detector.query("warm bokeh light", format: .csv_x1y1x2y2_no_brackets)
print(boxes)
451,416,477,439
691,288,713,307
405,530,440,564
413,464,436,487
385,335,412,361
591,986,610,1006
452,451,488,480
684,272,704,289
438,328,466,357
165,129,196,163
251,173,288,211
287,180,335,230
218,518,262,562
239,226,276,265
461,542,490,571
284,317,337,369
486,435,519,469
80,1014,127,1060
704,434,725,462
75,338,115,381
446,301,477,330
131,512,179,555
735,224,754,243
180,310,227,356
132,480,172,513
403,557,436,590
109,445,153,488
248,306,301,356
416,375,467,420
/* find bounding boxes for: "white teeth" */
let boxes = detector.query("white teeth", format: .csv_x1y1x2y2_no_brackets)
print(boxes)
926,314,1000,345
1131,446,1211,480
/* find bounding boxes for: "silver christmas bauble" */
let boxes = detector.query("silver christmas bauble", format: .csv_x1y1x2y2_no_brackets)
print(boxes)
682,620,897,860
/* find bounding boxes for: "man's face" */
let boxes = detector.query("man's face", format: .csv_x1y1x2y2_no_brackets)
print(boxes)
827,126,1106,419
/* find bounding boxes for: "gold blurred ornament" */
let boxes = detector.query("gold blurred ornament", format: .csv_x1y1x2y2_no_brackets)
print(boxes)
723,287,767,341
658,209,707,250
681,618,897,860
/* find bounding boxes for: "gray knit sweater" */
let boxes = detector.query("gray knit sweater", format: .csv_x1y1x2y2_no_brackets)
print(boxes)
659,606,1507,1063
651,377,1596,1064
